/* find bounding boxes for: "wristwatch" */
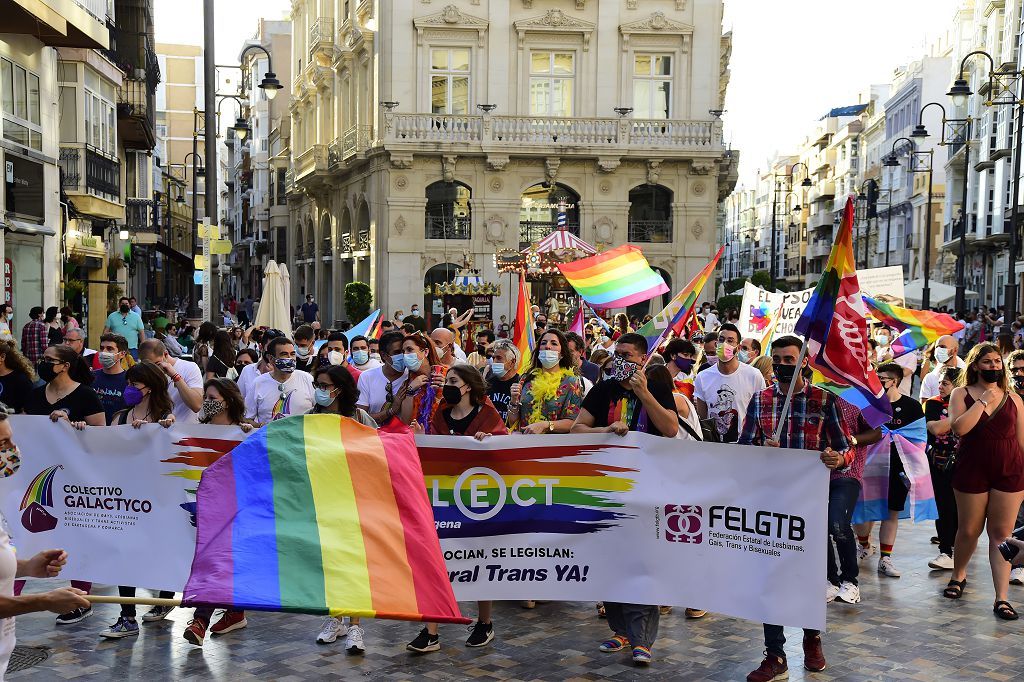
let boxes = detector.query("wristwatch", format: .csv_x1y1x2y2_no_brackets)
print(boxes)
850,435,858,447
979,398,989,407
548,420,555,433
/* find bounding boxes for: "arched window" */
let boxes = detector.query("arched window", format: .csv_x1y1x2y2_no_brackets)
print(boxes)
628,184,673,242
519,182,580,246
425,181,471,239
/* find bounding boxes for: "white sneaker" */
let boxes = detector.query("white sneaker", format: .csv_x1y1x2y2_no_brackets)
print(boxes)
857,543,876,561
928,553,954,571
345,624,365,655
826,582,840,603
877,555,901,578
836,581,861,604
1011,566,1024,585
316,617,347,644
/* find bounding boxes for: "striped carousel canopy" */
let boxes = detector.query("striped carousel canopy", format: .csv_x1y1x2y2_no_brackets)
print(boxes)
524,229,597,255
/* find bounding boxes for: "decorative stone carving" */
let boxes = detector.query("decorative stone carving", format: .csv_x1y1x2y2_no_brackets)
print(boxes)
647,159,662,185
691,220,704,238
677,0,687,9
394,215,407,235
575,0,586,8
515,11,596,50
487,154,510,171
442,155,457,183
626,0,637,7
594,217,615,242
544,157,561,184
485,215,506,244
389,153,414,169
597,157,621,173
414,6,489,46
599,180,612,194
422,254,440,271
489,176,503,192
691,181,706,196
393,175,409,191
620,11,694,51
690,160,715,175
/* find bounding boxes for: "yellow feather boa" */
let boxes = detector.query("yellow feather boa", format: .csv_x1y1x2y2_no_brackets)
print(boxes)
525,367,575,426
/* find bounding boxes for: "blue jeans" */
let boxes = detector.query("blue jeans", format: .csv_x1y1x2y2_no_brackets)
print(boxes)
827,477,861,586
604,602,659,649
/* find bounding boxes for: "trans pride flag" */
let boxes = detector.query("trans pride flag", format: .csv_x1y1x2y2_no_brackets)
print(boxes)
795,197,891,428
852,417,937,524
182,415,467,623
861,295,965,358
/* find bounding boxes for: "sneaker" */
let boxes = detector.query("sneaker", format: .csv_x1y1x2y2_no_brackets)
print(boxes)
802,634,827,672
406,627,440,653
183,619,207,647
465,621,494,647
836,581,861,604
878,555,901,578
659,605,673,615
316,617,347,644
141,605,174,622
210,610,247,635
685,608,707,619
599,634,629,652
345,624,365,655
857,543,876,561
632,645,652,666
929,553,954,571
826,582,840,603
55,606,92,625
746,652,789,682
1011,567,1024,585
99,617,139,639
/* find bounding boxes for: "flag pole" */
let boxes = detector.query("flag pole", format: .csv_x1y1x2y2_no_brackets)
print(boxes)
86,595,182,607
771,341,810,443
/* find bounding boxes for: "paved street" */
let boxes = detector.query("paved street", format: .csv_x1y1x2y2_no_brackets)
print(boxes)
7,523,1024,681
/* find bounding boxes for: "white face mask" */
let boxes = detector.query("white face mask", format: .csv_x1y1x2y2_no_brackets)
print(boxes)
934,346,951,364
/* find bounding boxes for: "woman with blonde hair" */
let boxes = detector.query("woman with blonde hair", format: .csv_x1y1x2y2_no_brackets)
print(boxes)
750,355,774,385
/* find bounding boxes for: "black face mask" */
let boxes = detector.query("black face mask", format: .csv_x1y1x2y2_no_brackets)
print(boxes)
37,362,58,383
1013,375,1024,391
980,368,1003,384
773,363,797,384
119,304,130,314
442,385,464,405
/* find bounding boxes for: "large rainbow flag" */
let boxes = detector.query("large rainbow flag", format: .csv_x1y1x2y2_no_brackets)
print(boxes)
862,295,964,358
795,197,891,428
636,246,723,353
852,417,937,524
558,245,669,310
182,415,468,623
512,272,534,373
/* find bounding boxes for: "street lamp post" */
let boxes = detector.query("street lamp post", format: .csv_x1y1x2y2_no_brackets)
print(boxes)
856,179,877,268
884,136,934,308
770,163,811,290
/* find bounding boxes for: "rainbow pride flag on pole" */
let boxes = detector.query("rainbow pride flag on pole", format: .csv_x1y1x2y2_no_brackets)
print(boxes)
853,417,937,524
636,246,723,352
512,273,535,373
558,245,669,310
182,415,468,623
861,295,965,358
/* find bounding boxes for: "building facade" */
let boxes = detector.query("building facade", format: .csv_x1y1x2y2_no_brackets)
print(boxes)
285,0,737,326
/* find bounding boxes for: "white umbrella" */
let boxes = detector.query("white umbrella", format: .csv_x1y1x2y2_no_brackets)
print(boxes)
278,263,292,317
903,279,978,308
253,260,290,333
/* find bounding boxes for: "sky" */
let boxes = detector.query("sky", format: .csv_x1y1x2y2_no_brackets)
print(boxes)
155,0,961,183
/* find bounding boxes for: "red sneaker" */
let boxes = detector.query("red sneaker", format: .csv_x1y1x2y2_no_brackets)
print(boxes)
210,610,248,635
183,619,208,647
746,652,788,682
802,634,827,672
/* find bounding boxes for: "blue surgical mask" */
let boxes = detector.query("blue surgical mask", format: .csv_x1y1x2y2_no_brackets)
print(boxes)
314,388,336,407
390,354,405,372
352,350,369,365
490,361,506,377
737,349,751,364
538,350,560,369
403,352,423,372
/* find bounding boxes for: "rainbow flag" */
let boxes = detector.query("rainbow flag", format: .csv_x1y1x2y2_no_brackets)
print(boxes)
558,245,669,310
636,246,723,353
512,273,534,373
182,415,468,623
853,417,937,524
569,303,584,335
795,197,891,428
862,295,964,358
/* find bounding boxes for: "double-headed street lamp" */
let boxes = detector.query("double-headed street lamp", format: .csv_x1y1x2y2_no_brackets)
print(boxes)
947,50,1023,329
884,136,935,309
855,179,879,269
771,162,811,290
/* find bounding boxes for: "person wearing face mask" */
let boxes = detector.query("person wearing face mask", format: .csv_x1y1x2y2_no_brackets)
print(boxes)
697,333,718,373
236,329,283,401
356,331,409,425
0,339,34,414
483,339,521,423
873,325,917,396
24,345,105,429
663,338,698,400
738,335,852,681
397,334,446,432
945,342,1024,618
0,303,14,342
429,327,461,367
349,335,382,372
407,363,506,655
137,339,203,425
693,324,766,444
571,333,678,667
321,332,362,383
564,331,600,385
99,362,176,639
204,330,237,380
43,306,63,347
920,336,965,401
90,334,130,423
739,338,761,364
1007,350,1024,586
227,349,258,382
924,367,962,573
102,298,145,360
507,329,584,435
244,337,315,426
291,325,318,373
402,306,426,332
300,293,320,325
466,329,495,369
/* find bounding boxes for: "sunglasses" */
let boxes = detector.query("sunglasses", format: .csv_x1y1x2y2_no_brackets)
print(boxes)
313,383,337,391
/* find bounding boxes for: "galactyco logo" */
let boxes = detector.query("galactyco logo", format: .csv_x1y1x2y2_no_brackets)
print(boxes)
19,465,62,533
664,504,702,544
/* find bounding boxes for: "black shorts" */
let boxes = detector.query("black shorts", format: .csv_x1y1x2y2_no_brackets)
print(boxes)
888,452,909,513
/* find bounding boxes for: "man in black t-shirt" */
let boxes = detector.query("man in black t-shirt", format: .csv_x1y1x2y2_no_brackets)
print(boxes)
483,339,521,424
570,333,677,667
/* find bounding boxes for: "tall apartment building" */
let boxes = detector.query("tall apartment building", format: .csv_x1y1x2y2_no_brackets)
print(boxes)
285,0,737,324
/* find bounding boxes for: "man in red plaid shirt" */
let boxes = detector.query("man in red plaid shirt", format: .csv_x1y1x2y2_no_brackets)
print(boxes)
20,306,48,366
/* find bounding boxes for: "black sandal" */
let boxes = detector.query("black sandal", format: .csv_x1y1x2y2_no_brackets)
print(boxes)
943,579,966,599
994,600,1019,620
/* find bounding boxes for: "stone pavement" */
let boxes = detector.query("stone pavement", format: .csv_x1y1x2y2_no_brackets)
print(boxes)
8,523,1024,681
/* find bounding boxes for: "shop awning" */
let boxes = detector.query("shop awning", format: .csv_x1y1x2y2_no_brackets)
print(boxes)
2,218,55,236
154,241,194,269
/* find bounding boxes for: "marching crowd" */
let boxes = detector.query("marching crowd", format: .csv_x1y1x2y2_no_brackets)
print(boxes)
0,295,1022,680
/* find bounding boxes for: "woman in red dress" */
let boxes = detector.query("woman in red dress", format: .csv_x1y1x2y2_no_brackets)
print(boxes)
947,342,1024,619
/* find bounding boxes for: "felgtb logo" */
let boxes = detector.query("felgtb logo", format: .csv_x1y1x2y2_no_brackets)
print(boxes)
664,505,702,544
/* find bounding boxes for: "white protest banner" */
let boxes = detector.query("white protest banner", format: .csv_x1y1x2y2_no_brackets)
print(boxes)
857,265,906,305
421,433,828,630
0,416,251,591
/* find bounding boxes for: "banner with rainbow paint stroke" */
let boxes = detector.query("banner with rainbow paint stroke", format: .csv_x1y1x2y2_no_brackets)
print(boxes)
420,433,829,631
0,416,253,591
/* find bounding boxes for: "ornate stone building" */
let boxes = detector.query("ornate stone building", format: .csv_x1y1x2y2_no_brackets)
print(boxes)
286,0,736,324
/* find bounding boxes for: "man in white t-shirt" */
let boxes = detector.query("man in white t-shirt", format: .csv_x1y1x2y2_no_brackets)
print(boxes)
873,326,917,396
138,339,203,424
693,324,766,443
238,329,285,401
350,335,383,372
919,335,965,400
356,331,407,423
245,337,314,424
